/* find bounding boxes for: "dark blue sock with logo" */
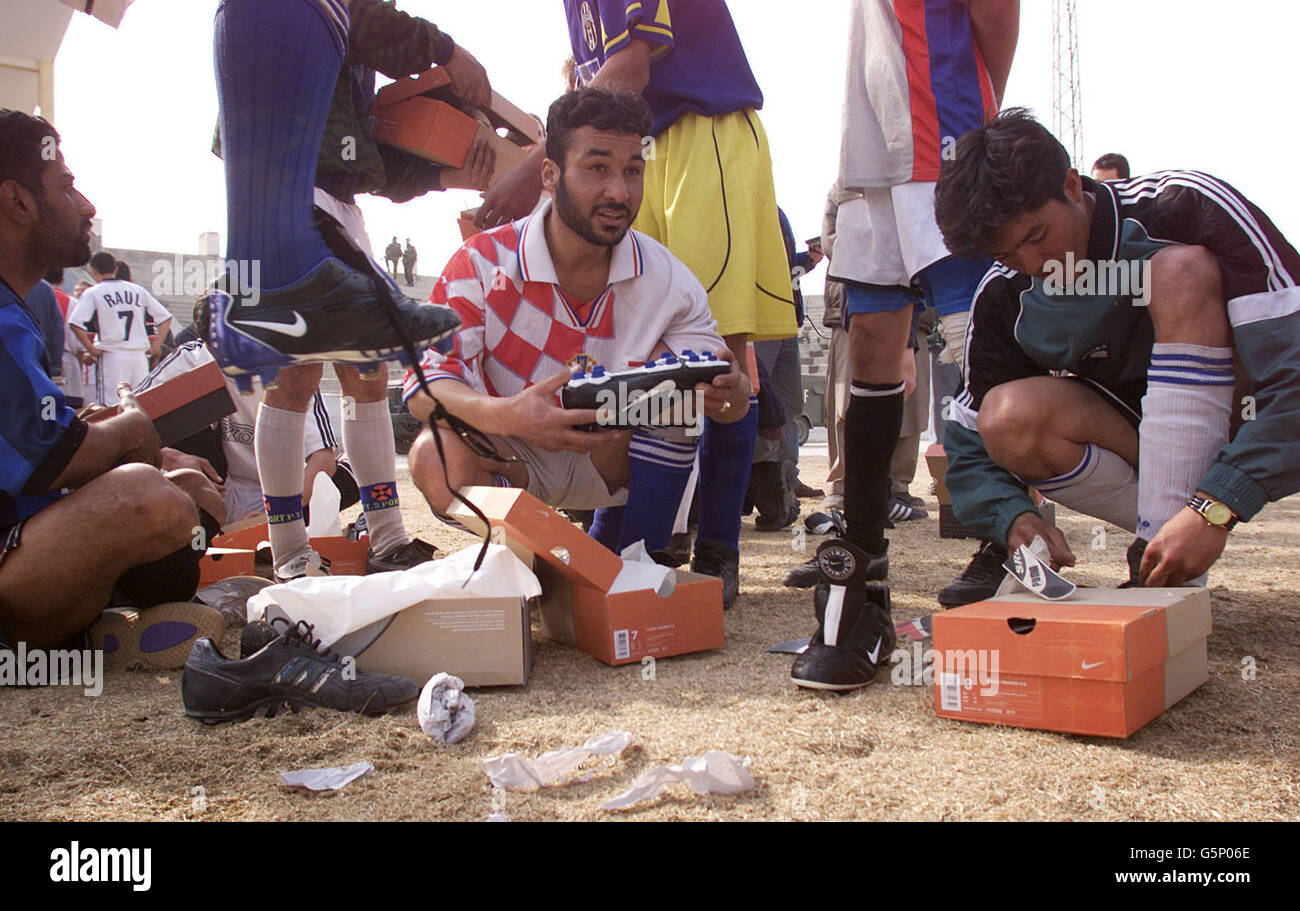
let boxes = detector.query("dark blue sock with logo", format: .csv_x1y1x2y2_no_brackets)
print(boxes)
214,0,348,291
616,432,697,553
694,395,759,558
589,506,625,552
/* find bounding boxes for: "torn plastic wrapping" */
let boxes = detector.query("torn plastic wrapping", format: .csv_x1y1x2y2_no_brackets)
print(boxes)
601,751,754,810
280,761,374,791
418,673,476,744
246,543,541,649
483,731,632,790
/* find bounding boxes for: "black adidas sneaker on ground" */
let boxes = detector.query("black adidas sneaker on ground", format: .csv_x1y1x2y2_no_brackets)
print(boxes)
181,617,418,723
937,539,1008,607
790,539,896,691
783,538,887,589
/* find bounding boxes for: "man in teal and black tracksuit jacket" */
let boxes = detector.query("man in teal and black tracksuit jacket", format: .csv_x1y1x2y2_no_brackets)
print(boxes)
931,109,1300,596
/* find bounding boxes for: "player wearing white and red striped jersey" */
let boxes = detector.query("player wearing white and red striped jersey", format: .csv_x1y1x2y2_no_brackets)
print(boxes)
405,88,749,536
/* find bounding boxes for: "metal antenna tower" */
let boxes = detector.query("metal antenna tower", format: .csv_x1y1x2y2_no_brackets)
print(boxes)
1051,0,1083,167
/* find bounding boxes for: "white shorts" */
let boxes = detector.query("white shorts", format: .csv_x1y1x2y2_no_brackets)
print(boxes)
493,434,629,511
224,476,266,526
93,350,150,405
828,182,951,286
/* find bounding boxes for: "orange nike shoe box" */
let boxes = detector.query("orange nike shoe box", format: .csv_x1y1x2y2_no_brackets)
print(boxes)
197,524,370,584
448,487,725,666
930,587,1212,738
84,360,235,447
370,66,542,186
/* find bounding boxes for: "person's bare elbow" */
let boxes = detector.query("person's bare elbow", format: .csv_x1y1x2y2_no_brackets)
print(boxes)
593,39,654,93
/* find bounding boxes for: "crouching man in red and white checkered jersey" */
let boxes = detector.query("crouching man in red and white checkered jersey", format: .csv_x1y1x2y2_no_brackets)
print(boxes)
404,87,751,561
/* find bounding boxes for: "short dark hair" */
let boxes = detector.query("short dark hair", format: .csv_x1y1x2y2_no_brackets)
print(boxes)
545,87,653,170
115,261,132,281
90,251,117,275
1091,152,1130,179
44,267,64,285
0,109,60,199
934,108,1072,259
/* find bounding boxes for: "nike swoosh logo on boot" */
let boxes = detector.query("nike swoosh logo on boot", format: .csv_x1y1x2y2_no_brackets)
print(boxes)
867,637,883,664
231,312,308,338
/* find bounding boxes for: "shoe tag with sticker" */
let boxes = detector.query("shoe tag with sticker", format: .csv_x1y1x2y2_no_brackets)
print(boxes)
1001,543,1076,601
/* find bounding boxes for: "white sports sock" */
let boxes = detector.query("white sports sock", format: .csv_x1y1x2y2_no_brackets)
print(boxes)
1032,444,1138,532
1137,344,1235,542
673,457,700,536
344,398,409,557
255,402,311,573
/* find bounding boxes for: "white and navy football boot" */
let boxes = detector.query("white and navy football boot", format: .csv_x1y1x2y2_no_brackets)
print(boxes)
790,538,896,691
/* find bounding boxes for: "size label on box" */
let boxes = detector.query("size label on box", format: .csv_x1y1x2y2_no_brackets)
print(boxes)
940,674,1044,724
613,629,631,660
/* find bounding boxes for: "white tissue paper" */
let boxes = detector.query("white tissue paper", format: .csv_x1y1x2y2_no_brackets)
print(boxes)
483,731,632,790
280,760,374,791
609,541,676,597
601,751,754,810
247,543,541,649
418,673,476,744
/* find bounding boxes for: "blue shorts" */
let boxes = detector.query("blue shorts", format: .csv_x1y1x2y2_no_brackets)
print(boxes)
845,256,992,319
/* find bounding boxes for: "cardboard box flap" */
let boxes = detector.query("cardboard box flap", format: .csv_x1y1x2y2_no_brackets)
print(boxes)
1160,589,1212,656
373,68,456,107
932,600,1168,682
447,486,622,591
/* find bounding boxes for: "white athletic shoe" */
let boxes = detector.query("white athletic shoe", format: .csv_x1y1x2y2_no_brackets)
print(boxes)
273,551,332,583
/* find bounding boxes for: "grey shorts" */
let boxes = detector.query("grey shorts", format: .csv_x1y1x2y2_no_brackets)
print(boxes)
493,434,629,511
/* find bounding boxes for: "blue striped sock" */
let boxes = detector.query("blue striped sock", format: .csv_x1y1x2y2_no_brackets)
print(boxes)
215,0,346,290
694,395,759,558
617,431,699,553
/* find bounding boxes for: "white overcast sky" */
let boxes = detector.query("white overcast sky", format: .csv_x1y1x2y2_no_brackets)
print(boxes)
43,0,1300,290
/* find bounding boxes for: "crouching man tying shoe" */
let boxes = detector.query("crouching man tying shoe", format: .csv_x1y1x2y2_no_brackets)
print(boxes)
935,109,1300,596
0,111,225,666
403,88,749,565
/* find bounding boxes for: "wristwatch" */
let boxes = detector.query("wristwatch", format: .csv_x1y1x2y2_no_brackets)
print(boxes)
1187,495,1239,531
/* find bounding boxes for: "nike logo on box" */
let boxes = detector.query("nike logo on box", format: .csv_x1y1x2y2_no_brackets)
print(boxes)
1081,660,1105,670
232,312,308,338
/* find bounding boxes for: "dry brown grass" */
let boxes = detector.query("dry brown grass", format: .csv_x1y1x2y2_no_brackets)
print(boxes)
2,451,1297,821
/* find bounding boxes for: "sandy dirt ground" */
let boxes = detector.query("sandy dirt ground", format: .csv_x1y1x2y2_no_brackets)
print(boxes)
2,447,1297,822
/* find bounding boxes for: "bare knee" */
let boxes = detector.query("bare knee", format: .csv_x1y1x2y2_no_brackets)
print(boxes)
263,364,324,410
978,382,1047,472
335,365,389,403
848,309,912,382
409,428,477,514
105,464,197,549
1147,245,1229,344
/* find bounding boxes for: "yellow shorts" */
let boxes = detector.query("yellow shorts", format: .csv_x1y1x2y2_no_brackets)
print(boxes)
635,109,797,341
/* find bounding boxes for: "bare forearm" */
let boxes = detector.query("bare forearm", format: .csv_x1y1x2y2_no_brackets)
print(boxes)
408,379,503,432
968,0,1019,104
71,326,97,354
589,40,653,93
49,415,150,489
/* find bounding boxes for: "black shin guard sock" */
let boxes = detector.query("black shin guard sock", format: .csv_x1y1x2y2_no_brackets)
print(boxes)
115,509,223,607
844,381,905,554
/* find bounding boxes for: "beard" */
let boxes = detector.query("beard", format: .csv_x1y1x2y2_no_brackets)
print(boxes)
554,174,632,247
24,197,92,273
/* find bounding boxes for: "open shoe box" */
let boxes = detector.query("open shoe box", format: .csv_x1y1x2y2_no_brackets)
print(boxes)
448,487,725,666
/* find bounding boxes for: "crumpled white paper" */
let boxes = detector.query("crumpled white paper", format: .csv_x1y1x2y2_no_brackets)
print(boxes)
280,760,374,791
609,541,676,597
601,751,754,810
483,731,632,790
418,673,475,744
247,543,541,648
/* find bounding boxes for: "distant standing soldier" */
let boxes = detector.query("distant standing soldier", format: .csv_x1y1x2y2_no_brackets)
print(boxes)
402,238,417,287
385,235,402,279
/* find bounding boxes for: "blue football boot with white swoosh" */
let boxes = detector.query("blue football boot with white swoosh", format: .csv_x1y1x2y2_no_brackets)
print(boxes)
790,539,896,691
199,208,460,392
